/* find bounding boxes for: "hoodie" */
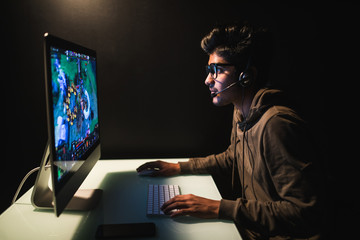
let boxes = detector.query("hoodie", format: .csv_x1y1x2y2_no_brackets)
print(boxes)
179,88,323,239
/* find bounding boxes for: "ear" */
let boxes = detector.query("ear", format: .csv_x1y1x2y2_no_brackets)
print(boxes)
239,66,257,87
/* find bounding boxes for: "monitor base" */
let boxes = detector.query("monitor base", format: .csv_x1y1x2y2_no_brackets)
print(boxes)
65,188,103,211
31,140,102,213
33,187,103,211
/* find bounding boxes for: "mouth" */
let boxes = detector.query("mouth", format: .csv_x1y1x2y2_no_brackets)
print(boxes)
210,91,218,98
210,88,218,97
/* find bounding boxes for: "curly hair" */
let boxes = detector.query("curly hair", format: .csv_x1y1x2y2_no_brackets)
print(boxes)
201,22,272,87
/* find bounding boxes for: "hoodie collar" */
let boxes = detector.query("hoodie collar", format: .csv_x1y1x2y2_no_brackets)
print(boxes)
235,88,283,130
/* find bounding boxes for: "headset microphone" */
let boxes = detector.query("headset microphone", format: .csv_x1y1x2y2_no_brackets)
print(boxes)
210,80,240,97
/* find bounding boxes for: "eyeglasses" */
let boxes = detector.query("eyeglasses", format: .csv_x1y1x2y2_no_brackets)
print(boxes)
205,63,234,79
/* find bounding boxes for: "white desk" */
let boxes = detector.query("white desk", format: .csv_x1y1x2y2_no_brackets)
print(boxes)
0,159,242,240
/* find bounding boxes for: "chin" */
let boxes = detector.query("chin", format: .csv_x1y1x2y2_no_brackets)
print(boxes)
212,96,230,107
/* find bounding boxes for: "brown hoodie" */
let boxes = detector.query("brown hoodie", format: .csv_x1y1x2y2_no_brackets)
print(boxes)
179,88,323,239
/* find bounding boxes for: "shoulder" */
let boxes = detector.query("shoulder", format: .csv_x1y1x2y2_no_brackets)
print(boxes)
261,106,313,170
262,105,306,133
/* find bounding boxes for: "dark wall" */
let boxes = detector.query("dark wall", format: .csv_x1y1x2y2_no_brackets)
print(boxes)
4,0,357,237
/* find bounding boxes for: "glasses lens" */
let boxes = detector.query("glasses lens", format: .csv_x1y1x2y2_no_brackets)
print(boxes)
205,64,217,79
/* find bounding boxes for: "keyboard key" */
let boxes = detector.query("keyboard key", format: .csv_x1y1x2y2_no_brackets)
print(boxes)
147,184,181,216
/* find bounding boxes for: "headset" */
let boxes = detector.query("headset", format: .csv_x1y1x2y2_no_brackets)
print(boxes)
238,56,253,88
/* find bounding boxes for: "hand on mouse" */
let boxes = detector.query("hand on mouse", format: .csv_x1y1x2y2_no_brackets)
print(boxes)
136,160,181,177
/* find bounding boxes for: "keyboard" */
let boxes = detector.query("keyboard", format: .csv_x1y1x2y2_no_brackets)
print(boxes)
147,184,181,216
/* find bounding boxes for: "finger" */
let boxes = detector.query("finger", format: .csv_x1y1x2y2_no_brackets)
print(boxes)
136,161,160,172
170,209,189,218
162,199,189,214
150,169,163,177
136,162,154,172
161,195,184,210
153,168,172,177
163,204,185,215
161,198,174,210
136,163,147,172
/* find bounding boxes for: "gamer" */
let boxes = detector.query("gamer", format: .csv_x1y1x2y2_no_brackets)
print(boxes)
137,22,324,239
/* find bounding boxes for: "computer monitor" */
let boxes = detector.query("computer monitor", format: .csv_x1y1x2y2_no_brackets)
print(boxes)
31,33,102,217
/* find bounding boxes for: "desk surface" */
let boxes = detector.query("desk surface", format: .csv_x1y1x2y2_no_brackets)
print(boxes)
0,159,242,240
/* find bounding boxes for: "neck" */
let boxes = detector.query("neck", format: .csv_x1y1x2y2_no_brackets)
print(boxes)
233,88,255,120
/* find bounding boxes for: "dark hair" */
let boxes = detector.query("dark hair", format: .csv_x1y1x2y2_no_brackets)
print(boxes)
201,22,272,87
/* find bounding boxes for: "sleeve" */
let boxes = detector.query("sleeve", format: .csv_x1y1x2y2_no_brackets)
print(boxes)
179,144,235,175
218,113,323,237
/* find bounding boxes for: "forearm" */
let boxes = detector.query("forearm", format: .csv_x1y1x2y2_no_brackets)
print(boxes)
178,157,209,174
179,148,235,175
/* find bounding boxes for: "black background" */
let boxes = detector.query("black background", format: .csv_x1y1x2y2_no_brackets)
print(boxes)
3,0,357,238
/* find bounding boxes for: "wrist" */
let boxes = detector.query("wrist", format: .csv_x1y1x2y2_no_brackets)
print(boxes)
218,199,235,220
178,161,191,174
175,163,181,175
212,200,220,218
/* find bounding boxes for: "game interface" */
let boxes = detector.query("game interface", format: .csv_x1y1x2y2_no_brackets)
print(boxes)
50,46,99,181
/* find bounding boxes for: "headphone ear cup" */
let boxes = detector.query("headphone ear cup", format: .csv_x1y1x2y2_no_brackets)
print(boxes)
239,71,252,87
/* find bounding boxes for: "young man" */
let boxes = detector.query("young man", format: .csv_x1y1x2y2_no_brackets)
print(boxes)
137,23,323,240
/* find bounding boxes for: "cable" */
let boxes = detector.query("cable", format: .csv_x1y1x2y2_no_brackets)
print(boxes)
244,128,258,200
242,122,246,199
231,123,237,192
240,98,258,200
12,165,51,204
241,88,247,199
232,121,241,192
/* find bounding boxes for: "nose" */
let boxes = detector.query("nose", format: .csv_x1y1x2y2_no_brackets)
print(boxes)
205,74,215,87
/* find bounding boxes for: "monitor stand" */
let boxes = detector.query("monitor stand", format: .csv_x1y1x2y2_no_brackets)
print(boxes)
31,140,102,212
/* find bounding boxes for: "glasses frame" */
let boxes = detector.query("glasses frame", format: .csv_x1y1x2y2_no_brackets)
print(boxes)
205,63,234,80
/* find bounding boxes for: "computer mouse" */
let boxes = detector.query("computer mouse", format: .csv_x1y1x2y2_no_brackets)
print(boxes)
137,169,158,176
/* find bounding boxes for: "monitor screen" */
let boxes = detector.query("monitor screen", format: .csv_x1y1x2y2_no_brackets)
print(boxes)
49,45,99,183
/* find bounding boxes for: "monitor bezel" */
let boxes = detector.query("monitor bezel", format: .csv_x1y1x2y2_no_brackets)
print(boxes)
44,33,101,216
